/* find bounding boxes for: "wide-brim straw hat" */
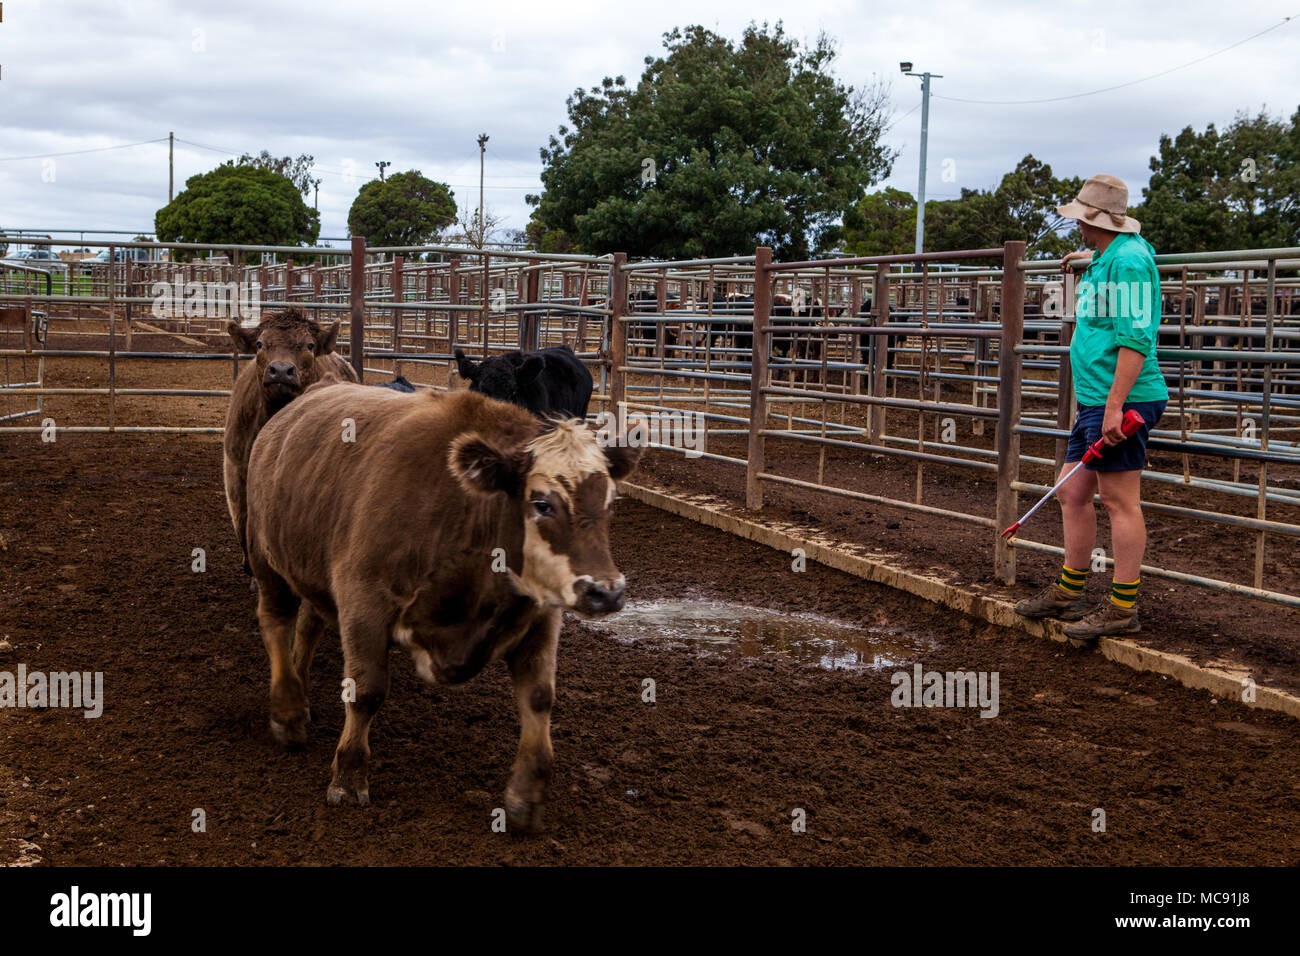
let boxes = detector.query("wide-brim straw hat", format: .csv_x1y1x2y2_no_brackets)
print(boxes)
1056,173,1141,234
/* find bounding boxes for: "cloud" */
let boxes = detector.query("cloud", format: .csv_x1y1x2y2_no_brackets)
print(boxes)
1,0,1296,246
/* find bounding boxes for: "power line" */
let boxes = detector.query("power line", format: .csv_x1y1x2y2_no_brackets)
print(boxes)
884,101,922,134
0,137,168,163
0,134,540,191
174,136,539,190
173,136,240,155
933,14,1296,106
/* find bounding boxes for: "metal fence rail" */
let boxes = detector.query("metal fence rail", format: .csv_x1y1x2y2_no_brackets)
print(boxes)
5,235,1300,608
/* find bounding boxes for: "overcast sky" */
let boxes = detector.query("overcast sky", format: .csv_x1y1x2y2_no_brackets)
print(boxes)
1,0,1297,247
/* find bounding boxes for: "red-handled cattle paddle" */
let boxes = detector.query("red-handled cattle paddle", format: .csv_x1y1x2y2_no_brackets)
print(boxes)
1000,408,1146,540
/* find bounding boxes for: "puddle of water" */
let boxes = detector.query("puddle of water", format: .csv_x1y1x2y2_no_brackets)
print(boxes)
598,597,933,670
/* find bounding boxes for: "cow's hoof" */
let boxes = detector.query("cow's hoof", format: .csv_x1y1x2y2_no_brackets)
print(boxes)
269,715,308,750
327,784,370,807
504,792,546,834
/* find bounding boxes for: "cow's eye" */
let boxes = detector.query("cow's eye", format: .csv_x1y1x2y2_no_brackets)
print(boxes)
305,342,315,353
255,340,264,351
532,499,553,518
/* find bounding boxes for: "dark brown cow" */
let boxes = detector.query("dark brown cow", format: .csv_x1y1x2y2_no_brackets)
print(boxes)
223,307,358,567
244,385,641,830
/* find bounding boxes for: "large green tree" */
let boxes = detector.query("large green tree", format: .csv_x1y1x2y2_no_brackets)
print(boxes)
347,170,457,247
926,155,1082,259
154,163,319,256
1133,108,1300,252
524,206,576,254
836,186,918,256
528,22,895,260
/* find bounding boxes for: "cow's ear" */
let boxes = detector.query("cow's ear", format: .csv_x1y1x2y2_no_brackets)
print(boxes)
603,442,643,482
516,355,545,386
317,321,341,355
454,348,478,381
448,433,530,496
227,321,259,353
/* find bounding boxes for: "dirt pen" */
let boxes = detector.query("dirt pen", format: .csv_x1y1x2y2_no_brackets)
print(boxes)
2,238,1299,866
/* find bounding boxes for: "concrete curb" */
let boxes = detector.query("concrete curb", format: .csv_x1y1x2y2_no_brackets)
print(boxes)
622,481,1300,721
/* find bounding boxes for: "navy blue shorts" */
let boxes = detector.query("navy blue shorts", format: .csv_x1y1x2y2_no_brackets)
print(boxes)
1065,400,1165,472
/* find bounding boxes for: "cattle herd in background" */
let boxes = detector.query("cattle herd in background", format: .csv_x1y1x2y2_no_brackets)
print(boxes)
624,281,1300,390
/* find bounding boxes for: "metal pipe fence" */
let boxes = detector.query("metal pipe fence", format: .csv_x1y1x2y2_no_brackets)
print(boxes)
4,235,1300,608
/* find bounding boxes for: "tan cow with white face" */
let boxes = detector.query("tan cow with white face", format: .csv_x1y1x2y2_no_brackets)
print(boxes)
243,385,640,830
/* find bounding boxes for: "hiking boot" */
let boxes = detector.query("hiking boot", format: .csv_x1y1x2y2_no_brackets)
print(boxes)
1063,601,1140,646
1014,583,1088,621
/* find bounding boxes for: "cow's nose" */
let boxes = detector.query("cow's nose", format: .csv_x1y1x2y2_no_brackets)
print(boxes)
581,579,625,614
265,362,299,386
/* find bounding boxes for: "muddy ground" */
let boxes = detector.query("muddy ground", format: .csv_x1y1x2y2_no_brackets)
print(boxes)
1,320,1297,866
643,429,1300,697
1,436,1299,866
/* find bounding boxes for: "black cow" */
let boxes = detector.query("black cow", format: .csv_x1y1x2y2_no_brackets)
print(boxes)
454,344,593,419
374,374,417,393
694,291,753,357
771,293,821,373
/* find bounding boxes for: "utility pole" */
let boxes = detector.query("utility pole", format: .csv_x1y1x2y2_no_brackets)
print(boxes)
168,131,174,202
477,133,489,248
901,63,942,255
312,177,321,210
375,160,391,181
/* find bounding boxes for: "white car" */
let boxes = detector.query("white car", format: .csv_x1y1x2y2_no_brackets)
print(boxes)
0,248,68,274
79,248,153,268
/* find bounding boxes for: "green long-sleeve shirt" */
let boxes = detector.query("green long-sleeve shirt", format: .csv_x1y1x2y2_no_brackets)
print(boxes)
1069,232,1169,406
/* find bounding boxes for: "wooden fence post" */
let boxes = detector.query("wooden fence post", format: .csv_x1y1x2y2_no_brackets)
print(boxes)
447,256,461,364
745,246,773,510
1054,317,1075,477
349,236,366,381
868,263,891,441
523,259,541,351
108,245,116,432
480,254,490,357
608,253,628,418
311,265,322,322
391,255,404,377
995,240,1026,585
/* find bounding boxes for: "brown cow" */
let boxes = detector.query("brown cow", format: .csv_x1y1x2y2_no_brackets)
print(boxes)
223,307,358,567
244,384,641,830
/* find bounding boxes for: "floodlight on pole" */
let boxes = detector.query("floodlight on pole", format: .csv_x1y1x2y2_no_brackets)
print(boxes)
901,62,942,256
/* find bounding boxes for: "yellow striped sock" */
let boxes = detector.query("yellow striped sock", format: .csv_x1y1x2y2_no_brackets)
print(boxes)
1110,579,1139,609
1058,565,1087,596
